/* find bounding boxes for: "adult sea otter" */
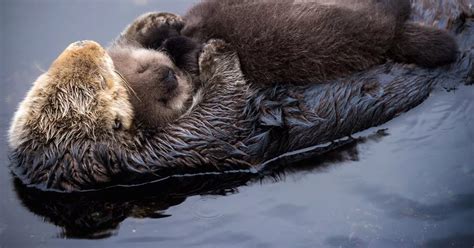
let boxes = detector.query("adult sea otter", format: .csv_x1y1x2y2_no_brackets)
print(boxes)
7,0,473,192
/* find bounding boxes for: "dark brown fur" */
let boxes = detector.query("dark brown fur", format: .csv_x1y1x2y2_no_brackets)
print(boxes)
388,22,460,67
112,0,458,128
179,0,458,84
8,0,471,191
9,35,472,191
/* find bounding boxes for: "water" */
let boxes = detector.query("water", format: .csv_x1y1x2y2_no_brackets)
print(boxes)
1,0,473,247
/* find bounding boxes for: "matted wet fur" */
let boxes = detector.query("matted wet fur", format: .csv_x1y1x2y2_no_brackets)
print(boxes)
8,35,473,191
9,40,255,191
129,0,458,85
7,1,473,191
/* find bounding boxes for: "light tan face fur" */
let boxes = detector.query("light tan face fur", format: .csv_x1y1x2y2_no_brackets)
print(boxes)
108,46,192,121
9,41,133,149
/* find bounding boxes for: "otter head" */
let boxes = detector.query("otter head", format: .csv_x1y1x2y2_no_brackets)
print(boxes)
8,41,138,190
9,40,133,150
107,45,193,129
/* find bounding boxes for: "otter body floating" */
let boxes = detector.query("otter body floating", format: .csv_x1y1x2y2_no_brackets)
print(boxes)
8,0,473,192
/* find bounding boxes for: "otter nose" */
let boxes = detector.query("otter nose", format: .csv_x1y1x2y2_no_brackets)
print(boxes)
49,40,111,84
72,40,89,47
163,69,178,92
66,40,104,51
54,40,107,68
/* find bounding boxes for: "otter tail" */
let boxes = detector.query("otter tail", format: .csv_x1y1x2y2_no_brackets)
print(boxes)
388,22,459,68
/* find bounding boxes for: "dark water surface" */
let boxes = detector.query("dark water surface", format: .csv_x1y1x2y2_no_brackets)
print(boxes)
1,0,473,247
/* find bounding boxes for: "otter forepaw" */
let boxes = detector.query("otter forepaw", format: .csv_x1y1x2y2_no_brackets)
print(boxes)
199,39,239,81
122,12,185,49
203,39,233,55
136,12,184,32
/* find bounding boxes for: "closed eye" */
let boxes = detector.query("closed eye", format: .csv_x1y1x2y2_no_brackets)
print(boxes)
137,63,149,73
99,74,108,89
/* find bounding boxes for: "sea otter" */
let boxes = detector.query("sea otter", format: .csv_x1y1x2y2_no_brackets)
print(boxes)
8,39,254,191
111,0,459,129
107,13,202,129
107,45,197,129
125,0,458,85
7,0,472,192
8,35,472,191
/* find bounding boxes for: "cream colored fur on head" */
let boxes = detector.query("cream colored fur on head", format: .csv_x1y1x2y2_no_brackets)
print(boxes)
9,41,133,149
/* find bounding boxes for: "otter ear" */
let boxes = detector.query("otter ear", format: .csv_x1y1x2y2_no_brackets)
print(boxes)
160,36,201,72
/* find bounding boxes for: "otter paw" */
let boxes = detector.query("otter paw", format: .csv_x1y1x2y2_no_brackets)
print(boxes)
199,39,235,79
134,12,184,33
203,39,233,55
123,12,185,48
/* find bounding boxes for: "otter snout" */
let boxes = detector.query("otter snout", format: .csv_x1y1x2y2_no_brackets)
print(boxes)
62,40,107,59
70,40,97,48
48,40,118,90
163,68,179,92
50,40,108,73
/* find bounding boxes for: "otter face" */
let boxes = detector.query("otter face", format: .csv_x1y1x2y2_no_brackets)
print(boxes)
9,40,133,149
107,46,192,129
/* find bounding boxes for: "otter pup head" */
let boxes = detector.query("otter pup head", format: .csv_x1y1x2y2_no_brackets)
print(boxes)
9,40,133,149
107,45,194,129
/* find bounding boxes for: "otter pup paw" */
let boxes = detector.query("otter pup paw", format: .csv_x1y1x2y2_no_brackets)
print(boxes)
199,39,240,82
121,12,185,49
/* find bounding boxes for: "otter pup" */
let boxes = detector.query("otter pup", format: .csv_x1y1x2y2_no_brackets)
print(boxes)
128,0,457,85
111,0,458,128
107,45,193,129
107,13,202,129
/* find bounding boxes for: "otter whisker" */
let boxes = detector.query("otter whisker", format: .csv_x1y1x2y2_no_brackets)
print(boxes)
114,69,141,103
34,63,47,73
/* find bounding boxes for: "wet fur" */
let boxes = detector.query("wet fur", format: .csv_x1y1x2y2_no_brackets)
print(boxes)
8,1,472,191
107,46,194,129
388,22,459,67
9,36,473,191
180,0,457,84
107,12,202,129
109,0,458,129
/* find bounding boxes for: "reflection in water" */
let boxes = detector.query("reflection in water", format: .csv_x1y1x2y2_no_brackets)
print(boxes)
12,130,386,239
13,174,251,239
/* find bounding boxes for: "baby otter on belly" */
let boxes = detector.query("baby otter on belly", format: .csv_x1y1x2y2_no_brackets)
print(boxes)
107,13,202,129
109,0,458,129
108,45,193,129
131,0,457,84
